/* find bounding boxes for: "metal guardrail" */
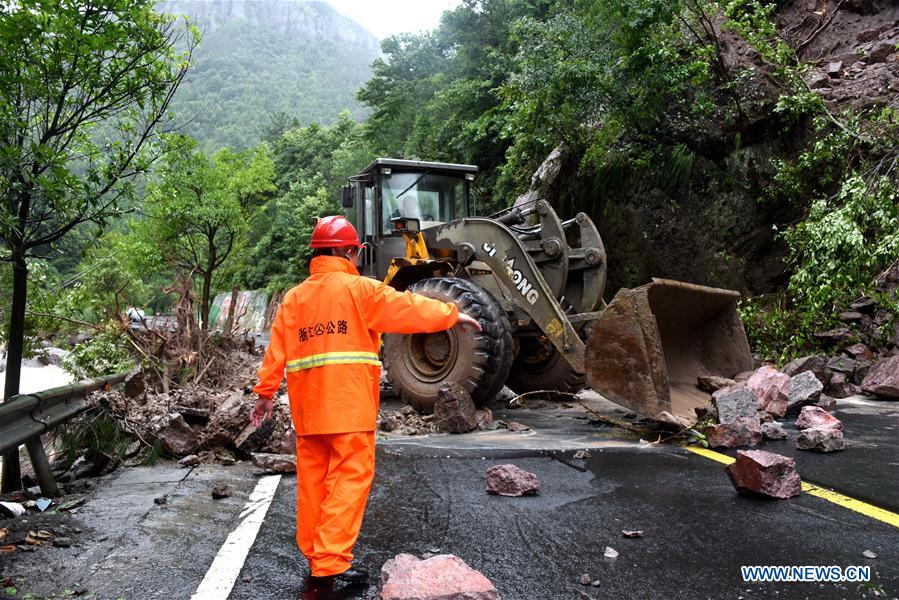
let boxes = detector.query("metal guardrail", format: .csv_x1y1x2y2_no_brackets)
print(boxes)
0,373,127,496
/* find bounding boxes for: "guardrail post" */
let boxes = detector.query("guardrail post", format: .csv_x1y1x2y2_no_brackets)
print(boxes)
1,451,21,492
25,437,59,497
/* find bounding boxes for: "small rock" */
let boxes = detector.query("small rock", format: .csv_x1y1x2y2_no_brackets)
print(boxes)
813,328,855,346
826,61,843,78
845,343,874,362
251,452,296,474
475,408,493,430
434,382,479,434
758,410,774,423
150,413,200,456
211,483,233,499
507,422,530,432
579,574,591,586
826,356,857,376
485,464,540,497
850,296,876,313
786,371,824,416
816,395,837,411
705,417,762,449
868,40,898,64
782,355,831,386
745,366,790,417
712,386,758,424
825,373,859,399
592,580,601,587
178,454,201,468
622,530,644,538
573,450,591,460
153,495,167,505
123,368,145,398
378,411,400,432
697,375,736,393
861,355,899,399
725,450,801,499
853,362,872,386
603,546,618,559
863,550,877,559
733,371,754,383
52,537,72,548
761,421,788,441
838,310,864,323
807,70,830,89
795,406,843,431
797,427,845,452
379,553,499,600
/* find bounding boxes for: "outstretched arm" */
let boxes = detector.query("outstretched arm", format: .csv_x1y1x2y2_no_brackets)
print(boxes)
361,280,480,334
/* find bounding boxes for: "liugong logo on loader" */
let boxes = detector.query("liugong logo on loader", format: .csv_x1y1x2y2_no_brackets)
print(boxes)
482,242,540,305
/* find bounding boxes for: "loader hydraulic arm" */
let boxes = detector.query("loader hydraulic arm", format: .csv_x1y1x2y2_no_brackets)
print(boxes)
422,217,586,372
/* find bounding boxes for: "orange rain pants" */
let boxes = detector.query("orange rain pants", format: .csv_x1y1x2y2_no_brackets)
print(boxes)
295,432,375,576
253,255,460,576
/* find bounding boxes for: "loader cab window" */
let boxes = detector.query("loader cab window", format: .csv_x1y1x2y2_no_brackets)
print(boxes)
380,172,469,234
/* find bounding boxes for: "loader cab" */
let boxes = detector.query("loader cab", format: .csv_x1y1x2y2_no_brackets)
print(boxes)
343,158,477,279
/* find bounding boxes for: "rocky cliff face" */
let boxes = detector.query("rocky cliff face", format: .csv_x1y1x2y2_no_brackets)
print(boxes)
157,0,379,51
555,0,898,297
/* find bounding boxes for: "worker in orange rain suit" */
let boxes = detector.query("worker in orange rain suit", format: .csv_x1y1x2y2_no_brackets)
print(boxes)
250,215,481,585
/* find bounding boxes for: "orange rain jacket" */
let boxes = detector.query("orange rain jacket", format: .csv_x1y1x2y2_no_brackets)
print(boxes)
253,255,459,435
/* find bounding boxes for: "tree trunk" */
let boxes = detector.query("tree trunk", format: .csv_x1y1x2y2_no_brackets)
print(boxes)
225,286,239,335
2,252,27,492
200,270,212,333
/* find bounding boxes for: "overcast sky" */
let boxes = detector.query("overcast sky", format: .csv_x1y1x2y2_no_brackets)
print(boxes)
325,0,462,39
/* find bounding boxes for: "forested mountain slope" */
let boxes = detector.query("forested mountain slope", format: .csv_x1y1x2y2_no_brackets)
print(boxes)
157,0,379,150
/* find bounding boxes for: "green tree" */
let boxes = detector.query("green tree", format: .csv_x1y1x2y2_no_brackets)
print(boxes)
0,0,195,408
140,136,275,329
244,114,371,290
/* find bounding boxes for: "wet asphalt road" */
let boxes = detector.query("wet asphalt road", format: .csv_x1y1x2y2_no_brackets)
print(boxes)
228,398,899,600
3,395,896,600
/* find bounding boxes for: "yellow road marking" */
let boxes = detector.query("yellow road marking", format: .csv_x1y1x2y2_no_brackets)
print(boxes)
684,445,899,530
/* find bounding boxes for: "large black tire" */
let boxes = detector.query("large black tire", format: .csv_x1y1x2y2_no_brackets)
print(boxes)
383,277,513,412
505,335,586,396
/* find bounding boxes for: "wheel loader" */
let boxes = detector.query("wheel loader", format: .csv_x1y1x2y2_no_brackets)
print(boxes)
342,158,753,426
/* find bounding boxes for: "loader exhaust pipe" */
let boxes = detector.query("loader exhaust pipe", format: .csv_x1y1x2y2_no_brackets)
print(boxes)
585,279,753,426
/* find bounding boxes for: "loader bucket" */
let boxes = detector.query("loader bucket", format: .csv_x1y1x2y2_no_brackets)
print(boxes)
585,279,753,426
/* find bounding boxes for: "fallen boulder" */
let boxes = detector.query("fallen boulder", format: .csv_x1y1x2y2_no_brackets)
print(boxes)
434,383,478,434
712,386,758,424
485,464,540,497
797,427,845,453
825,373,859,399
861,355,899,399
697,375,736,394
826,356,858,377
816,395,837,411
782,355,831,386
795,406,843,431
378,553,499,600
760,421,788,441
150,413,200,456
845,343,874,362
745,366,790,417
251,452,296,474
786,371,824,416
725,450,801,499
705,417,762,449
123,368,146,399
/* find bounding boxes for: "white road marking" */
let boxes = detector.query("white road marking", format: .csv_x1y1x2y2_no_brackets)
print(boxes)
192,474,282,600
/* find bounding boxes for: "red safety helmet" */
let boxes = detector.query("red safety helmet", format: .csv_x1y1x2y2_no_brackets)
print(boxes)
310,215,362,248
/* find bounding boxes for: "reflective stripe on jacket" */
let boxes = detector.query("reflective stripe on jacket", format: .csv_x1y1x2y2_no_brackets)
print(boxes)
253,255,459,435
